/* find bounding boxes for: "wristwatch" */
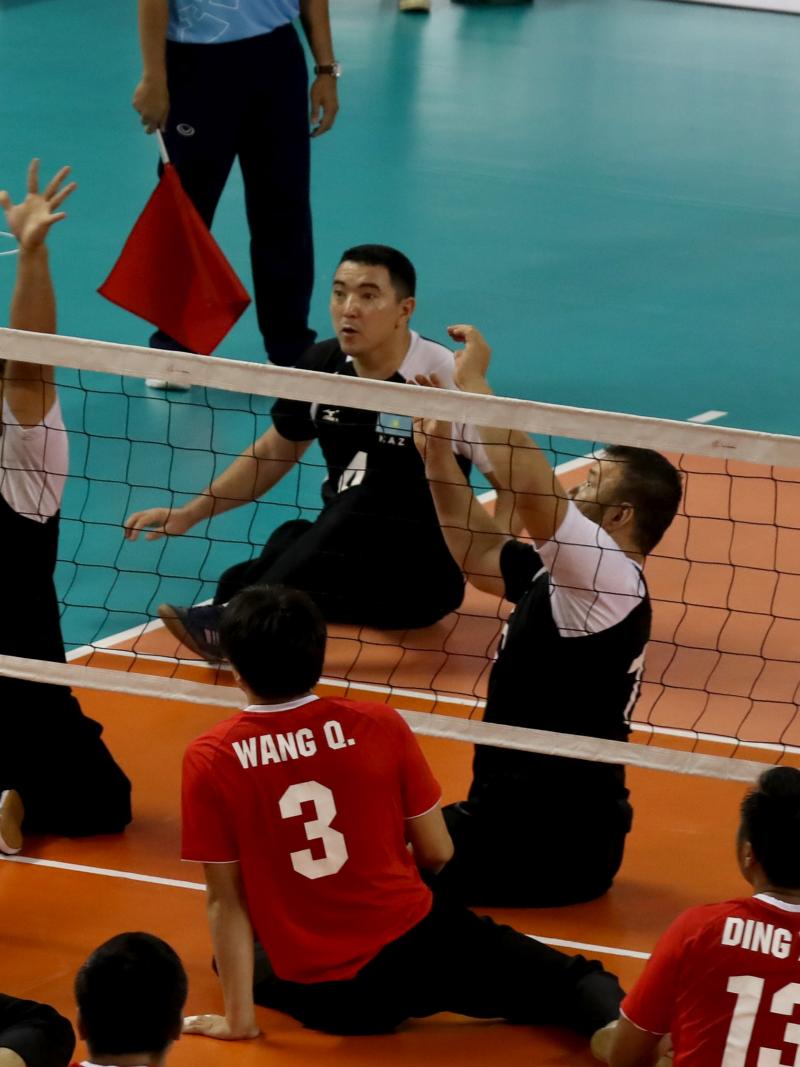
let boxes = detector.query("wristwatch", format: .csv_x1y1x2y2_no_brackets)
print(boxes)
314,62,342,78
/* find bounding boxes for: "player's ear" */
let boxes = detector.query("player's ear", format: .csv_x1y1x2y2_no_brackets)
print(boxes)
398,295,415,327
607,502,635,532
737,835,756,881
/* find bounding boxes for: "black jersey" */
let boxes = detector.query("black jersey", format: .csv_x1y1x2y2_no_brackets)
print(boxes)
469,513,651,814
0,491,64,664
271,334,489,517
0,398,68,666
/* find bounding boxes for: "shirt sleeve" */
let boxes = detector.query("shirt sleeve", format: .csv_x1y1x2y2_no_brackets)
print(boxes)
181,738,239,862
393,713,442,818
500,537,544,604
0,396,68,520
536,501,645,635
270,342,339,443
0,993,75,1067
621,911,693,1036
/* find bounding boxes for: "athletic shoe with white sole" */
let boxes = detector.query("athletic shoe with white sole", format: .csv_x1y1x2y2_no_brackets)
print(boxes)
0,789,24,855
158,603,225,664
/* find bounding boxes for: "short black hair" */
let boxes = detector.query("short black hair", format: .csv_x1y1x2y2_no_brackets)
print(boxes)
741,766,800,889
603,445,683,555
338,244,416,299
75,932,187,1058
220,585,327,699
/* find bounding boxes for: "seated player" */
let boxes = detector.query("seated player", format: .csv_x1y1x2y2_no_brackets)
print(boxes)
123,245,497,660
0,161,132,854
180,584,624,1044
0,995,74,1067
414,325,683,907
595,765,800,1067
73,932,188,1067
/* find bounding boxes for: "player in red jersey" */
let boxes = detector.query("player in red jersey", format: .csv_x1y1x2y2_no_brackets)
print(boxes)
181,584,626,1043
595,765,800,1067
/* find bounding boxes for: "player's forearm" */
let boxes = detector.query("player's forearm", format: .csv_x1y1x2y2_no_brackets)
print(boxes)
207,897,257,1036
138,0,169,81
425,446,507,589
10,247,55,336
607,1017,665,1067
458,373,567,542
184,448,299,526
299,0,336,65
425,447,482,569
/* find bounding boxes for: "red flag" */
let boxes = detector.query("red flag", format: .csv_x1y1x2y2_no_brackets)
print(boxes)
99,164,251,355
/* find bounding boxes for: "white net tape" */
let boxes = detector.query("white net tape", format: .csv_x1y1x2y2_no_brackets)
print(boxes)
2,326,798,783
3,327,800,465
0,654,769,782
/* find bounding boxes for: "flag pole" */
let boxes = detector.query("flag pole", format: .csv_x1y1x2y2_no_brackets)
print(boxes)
155,130,170,166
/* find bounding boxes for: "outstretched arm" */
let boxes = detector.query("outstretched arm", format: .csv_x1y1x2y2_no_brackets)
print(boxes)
183,863,260,1042
133,0,170,134
413,415,510,597
1,160,76,426
299,0,339,137
447,324,569,545
124,426,312,541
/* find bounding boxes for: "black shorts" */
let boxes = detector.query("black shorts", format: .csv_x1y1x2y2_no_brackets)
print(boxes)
253,895,622,1036
434,797,633,907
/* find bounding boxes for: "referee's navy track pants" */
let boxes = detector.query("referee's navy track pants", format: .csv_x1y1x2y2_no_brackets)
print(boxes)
151,24,316,367
252,895,623,1036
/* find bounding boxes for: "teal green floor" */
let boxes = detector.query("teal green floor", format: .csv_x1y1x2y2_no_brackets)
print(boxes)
2,0,800,649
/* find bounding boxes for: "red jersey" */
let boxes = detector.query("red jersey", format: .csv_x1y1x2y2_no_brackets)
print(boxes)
182,695,440,984
622,894,800,1066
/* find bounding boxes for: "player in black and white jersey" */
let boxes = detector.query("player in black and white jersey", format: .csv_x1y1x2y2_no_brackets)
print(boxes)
125,246,498,660
414,325,682,907
0,161,132,856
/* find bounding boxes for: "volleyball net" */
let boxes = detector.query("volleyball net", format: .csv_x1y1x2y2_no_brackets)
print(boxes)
2,326,800,784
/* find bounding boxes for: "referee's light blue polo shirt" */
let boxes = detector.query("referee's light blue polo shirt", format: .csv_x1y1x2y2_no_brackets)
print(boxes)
168,0,301,45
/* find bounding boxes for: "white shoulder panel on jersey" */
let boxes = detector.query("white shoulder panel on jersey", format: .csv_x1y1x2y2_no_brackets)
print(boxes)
0,395,68,521
536,501,645,637
399,333,493,476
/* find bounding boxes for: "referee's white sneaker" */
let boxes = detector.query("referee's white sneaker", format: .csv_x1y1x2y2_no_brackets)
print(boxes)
0,789,24,855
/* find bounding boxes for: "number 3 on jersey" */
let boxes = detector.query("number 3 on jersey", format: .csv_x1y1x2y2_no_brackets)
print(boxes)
279,781,348,880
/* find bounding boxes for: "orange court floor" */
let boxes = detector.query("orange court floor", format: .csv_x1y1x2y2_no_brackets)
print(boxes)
3,456,795,1064
1,676,750,1067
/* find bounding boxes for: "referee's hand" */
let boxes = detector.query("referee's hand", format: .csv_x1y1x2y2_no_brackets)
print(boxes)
183,1013,260,1041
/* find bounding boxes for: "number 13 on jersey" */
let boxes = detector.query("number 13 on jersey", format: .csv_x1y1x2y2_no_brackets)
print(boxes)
725,976,800,1067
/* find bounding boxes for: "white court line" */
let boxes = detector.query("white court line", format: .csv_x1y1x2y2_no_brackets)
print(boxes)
0,854,650,961
688,411,728,424
1,853,204,891
533,935,649,961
